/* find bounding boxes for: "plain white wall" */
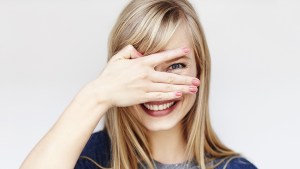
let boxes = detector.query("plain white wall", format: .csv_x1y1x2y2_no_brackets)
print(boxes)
0,0,299,168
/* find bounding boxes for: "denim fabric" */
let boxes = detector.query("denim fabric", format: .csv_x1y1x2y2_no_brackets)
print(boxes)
74,130,257,169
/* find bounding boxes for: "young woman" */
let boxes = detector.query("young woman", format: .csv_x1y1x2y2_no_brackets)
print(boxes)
21,0,257,169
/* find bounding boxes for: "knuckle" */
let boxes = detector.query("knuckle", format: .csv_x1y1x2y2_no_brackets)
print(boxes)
170,92,176,99
155,93,163,100
139,59,148,66
167,75,174,83
166,84,173,91
138,72,148,80
166,50,175,58
167,92,174,99
140,94,148,103
180,86,186,92
185,77,190,84
185,86,190,92
163,50,171,55
143,94,150,102
143,83,151,92
126,44,135,52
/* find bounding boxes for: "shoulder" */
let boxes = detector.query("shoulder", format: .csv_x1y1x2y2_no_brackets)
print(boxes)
74,129,111,169
215,156,258,169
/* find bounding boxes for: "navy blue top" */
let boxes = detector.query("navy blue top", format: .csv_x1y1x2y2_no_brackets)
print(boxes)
74,129,257,169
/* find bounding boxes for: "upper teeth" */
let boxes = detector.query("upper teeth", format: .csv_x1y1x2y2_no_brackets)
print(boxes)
143,102,175,111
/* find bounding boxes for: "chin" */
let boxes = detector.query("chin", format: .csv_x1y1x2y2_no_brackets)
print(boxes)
142,118,181,131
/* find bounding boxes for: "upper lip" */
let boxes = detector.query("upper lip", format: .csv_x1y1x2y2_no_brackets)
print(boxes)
143,99,181,105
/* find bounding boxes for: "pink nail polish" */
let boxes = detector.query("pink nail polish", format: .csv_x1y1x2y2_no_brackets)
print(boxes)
189,86,198,92
183,47,190,53
137,51,143,56
175,91,182,97
192,79,200,86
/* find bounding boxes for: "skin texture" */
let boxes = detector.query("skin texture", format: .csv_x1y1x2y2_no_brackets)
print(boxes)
134,22,198,164
20,24,200,168
94,45,199,108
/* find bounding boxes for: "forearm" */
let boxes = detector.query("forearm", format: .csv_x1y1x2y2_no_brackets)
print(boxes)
20,83,109,169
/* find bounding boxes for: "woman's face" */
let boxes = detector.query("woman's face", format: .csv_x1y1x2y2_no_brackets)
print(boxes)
133,23,198,131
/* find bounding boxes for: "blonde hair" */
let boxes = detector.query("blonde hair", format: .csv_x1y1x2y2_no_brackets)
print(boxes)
84,0,239,168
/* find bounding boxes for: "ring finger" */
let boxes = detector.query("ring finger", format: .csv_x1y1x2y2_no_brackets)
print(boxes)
149,71,200,86
146,83,198,94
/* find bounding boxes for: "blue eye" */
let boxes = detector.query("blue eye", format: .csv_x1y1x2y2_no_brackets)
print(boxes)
169,63,186,70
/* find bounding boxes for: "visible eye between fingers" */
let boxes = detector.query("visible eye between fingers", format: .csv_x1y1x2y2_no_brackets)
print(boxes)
168,63,186,70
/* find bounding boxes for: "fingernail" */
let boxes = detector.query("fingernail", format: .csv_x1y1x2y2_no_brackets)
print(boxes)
137,51,143,56
189,86,198,93
175,91,182,97
192,79,200,86
183,47,190,53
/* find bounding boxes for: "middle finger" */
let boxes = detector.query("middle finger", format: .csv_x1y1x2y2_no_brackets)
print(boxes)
149,71,200,86
142,47,190,67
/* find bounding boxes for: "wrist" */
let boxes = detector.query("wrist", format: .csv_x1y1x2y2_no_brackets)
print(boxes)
79,80,112,111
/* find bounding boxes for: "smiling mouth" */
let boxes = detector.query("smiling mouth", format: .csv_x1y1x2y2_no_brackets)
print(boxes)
140,99,180,117
143,101,176,111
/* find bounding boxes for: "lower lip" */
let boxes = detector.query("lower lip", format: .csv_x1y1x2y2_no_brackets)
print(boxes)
140,101,179,117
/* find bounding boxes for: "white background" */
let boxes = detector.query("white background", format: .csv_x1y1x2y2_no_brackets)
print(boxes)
0,0,299,168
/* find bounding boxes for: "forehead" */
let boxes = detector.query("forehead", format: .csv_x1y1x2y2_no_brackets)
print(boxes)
163,23,193,60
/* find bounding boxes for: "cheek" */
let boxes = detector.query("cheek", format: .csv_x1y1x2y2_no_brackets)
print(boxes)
182,93,196,111
180,64,197,77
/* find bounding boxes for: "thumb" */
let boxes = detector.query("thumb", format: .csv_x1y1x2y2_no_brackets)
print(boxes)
114,45,143,61
130,51,144,59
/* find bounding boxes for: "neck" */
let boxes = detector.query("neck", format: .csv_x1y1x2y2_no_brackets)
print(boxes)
148,123,187,164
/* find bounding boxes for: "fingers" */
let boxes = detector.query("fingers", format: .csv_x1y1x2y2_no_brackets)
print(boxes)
149,71,200,86
130,51,143,59
112,45,143,61
142,91,183,103
146,83,198,94
142,47,190,67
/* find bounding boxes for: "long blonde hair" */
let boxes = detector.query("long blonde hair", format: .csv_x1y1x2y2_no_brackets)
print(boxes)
90,0,238,168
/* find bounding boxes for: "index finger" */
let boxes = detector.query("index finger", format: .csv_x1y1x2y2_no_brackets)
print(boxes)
142,47,190,67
